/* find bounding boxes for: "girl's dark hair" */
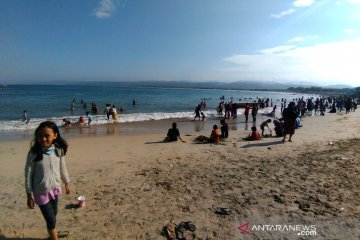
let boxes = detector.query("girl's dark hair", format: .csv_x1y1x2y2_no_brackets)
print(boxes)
30,121,68,161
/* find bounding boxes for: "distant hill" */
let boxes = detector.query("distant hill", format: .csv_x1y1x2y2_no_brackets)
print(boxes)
79,80,313,90
76,80,354,90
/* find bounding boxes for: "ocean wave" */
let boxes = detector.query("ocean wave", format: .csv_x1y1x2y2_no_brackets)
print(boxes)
0,108,276,132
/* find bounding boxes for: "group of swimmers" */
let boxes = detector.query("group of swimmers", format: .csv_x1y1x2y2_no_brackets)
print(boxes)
62,101,132,128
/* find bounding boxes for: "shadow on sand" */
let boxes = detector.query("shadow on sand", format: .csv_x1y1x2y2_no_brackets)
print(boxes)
0,236,48,240
144,140,167,144
241,140,284,148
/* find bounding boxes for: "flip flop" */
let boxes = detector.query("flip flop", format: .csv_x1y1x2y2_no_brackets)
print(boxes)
166,223,176,240
58,231,70,238
214,207,231,215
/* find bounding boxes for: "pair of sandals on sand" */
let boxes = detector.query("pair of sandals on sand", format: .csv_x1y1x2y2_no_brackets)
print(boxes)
161,221,197,240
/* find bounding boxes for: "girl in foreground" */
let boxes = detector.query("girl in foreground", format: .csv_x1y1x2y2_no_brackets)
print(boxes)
25,121,71,239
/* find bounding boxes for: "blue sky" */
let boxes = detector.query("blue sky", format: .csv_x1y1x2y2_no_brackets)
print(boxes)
1,0,360,87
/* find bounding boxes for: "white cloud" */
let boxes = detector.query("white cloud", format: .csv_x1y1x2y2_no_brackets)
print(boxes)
94,0,118,19
270,9,296,19
258,45,296,54
287,35,319,43
344,28,356,34
271,0,315,19
223,39,360,86
288,37,304,43
293,0,315,7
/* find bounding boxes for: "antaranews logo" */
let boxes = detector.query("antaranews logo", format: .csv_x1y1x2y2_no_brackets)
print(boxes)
238,222,250,235
237,222,317,237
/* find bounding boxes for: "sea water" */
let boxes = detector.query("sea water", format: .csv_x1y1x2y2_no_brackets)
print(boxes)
0,84,318,132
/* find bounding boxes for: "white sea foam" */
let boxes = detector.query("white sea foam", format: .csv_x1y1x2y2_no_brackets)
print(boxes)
0,107,277,132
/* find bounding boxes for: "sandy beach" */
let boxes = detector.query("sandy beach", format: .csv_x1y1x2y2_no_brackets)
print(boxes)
0,110,360,239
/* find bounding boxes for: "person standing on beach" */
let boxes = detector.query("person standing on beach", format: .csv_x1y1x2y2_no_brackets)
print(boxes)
111,105,118,121
104,104,111,120
25,121,71,240
71,99,75,112
86,111,93,127
251,104,258,122
220,119,229,139
194,104,201,120
23,110,30,123
23,110,28,122
244,103,250,122
282,102,298,142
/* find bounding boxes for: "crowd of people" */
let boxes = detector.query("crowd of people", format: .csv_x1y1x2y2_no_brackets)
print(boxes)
189,95,359,143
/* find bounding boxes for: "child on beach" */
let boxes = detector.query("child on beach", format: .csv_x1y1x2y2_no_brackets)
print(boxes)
86,111,93,127
251,126,261,140
24,121,71,240
201,112,205,121
243,126,261,141
260,119,272,136
77,116,85,126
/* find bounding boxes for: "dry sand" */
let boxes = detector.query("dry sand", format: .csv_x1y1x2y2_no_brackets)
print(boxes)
0,110,360,239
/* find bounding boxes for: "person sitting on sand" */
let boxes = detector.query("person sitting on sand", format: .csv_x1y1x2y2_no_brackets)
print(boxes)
260,119,272,136
243,126,261,141
209,124,221,143
251,126,261,140
163,122,185,143
193,125,221,144
273,119,284,137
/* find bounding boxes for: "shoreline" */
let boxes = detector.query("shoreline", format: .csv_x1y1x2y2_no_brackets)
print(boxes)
0,112,277,142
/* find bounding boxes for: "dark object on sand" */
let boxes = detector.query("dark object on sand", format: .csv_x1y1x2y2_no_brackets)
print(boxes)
214,207,231,215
